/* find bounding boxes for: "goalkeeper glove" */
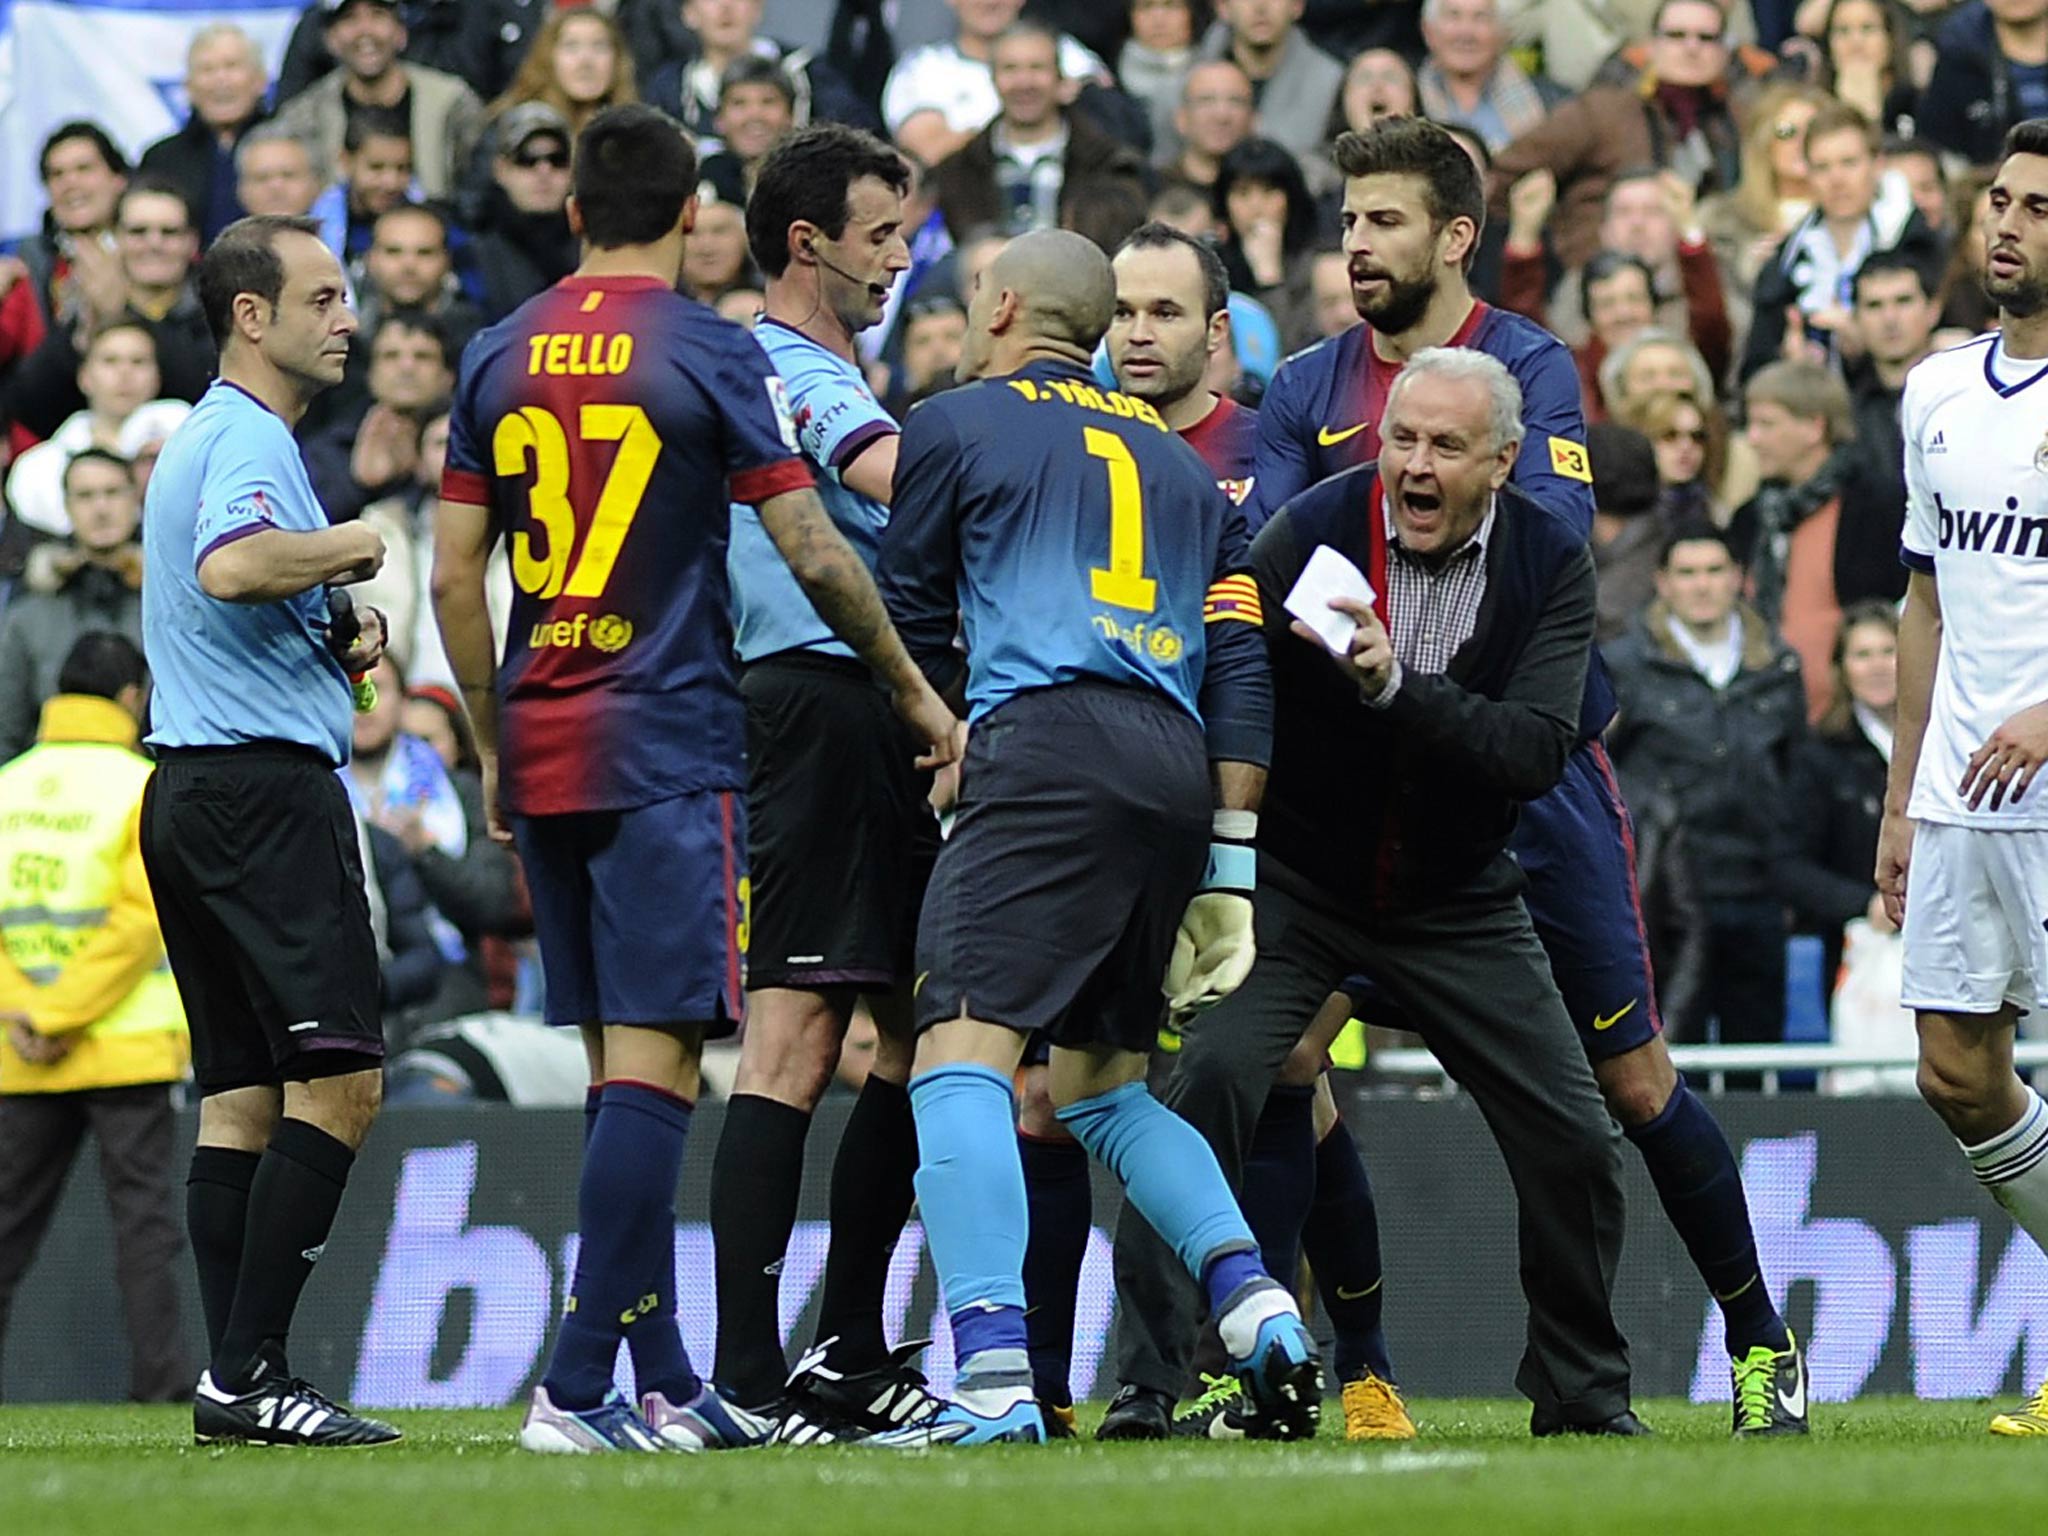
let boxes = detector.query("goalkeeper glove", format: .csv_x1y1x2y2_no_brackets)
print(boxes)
1164,810,1257,1021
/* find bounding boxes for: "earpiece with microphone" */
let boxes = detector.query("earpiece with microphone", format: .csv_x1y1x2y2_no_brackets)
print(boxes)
805,237,890,299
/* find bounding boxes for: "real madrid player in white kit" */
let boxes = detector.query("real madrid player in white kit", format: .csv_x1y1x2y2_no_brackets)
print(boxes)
1882,119,2048,1438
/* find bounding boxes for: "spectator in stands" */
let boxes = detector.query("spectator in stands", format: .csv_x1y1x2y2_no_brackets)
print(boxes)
1196,0,1343,160
1308,247,1356,336
4,325,187,540
1936,171,1997,336
1818,0,1922,136
308,109,420,264
354,203,483,352
1157,59,1254,197
1606,519,1806,1051
1698,82,1826,299
1835,250,1938,606
1416,0,1564,153
894,293,969,409
1501,167,1733,411
343,663,447,1043
1329,45,1419,137
1730,358,1854,723
884,0,1110,167
1884,136,1949,236
1599,324,1719,415
1739,102,1938,379
7,180,209,441
472,105,578,323
1122,0,1206,159
303,310,455,524
355,411,510,689
1920,0,2048,167
1275,45,1400,211
272,0,485,201
1587,420,1671,642
1488,0,1746,272
0,631,189,1406
648,0,873,138
480,6,639,174
137,24,272,244
348,654,519,1028
681,194,759,304
699,57,798,206
1779,599,1896,1010
1614,386,1736,522
273,0,486,104
1501,0,1759,93
930,22,1147,239
1213,136,1321,349
396,681,532,1014
236,126,326,220
0,451,145,761
16,123,128,334
1059,177,1152,254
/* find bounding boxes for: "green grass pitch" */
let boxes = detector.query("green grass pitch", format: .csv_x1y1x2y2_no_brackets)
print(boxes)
0,1399,2032,1536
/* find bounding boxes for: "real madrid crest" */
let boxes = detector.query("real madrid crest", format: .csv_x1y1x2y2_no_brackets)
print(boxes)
2035,430,2048,474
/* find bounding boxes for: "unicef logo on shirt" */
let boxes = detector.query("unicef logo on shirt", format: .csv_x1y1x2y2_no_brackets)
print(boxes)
590,615,634,653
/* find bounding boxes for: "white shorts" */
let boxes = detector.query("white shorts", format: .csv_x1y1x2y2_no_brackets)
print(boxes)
1900,820,2048,1016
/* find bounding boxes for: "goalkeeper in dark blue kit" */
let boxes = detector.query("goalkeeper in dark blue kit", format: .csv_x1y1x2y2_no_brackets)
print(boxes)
869,229,1321,1448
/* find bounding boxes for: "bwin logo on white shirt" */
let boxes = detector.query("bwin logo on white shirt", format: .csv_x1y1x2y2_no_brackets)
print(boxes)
1935,492,2048,557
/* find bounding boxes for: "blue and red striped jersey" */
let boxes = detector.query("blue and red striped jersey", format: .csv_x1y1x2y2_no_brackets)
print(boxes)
443,274,812,815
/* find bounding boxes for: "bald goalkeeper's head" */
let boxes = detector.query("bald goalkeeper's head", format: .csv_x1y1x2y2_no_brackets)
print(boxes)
958,229,1117,381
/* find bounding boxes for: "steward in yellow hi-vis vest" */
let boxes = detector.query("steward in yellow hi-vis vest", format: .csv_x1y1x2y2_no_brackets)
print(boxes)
0,635,191,1402
0,694,186,1092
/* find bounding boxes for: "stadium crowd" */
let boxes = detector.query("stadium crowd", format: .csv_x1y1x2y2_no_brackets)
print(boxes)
0,0,2012,1085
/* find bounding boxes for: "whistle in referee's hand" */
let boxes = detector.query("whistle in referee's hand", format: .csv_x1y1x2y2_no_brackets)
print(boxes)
325,588,380,714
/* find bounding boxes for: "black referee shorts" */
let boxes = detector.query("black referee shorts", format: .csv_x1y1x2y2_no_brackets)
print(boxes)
140,744,385,1093
914,683,1209,1052
741,651,939,992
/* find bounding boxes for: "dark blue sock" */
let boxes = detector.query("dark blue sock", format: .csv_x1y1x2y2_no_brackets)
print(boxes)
1624,1079,1789,1355
1019,1132,1091,1407
583,1085,600,1145
1241,1085,1316,1290
1302,1117,1393,1382
1200,1248,1265,1316
545,1081,700,1410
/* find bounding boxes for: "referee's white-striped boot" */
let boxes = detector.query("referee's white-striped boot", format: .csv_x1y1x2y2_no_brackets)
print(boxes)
193,1368,401,1447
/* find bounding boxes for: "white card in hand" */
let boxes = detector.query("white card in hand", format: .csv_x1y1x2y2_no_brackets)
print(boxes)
1284,544,1378,654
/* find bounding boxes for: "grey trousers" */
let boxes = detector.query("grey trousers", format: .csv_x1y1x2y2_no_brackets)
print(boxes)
0,1083,189,1402
1109,861,1634,1424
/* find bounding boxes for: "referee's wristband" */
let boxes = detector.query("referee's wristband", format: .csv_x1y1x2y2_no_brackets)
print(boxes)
1201,810,1258,895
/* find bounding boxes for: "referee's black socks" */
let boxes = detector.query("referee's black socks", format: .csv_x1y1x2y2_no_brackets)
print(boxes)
212,1119,356,1392
186,1145,261,1359
710,1094,812,1406
815,1074,919,1374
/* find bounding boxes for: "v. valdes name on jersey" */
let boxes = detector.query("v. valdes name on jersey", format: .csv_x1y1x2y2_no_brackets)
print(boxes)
1935,492,2048,558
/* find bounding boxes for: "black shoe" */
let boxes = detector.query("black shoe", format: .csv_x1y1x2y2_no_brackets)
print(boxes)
1530,1406,1654,1438
194,1369,401,1447
771,1338,943,1444
1096,1384,1173,1441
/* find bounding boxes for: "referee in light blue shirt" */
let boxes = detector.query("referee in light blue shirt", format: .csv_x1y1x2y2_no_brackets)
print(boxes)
139,214,400,1449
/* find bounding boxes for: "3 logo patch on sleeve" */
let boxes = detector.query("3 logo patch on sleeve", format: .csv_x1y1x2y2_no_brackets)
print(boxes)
1548,437,1593,483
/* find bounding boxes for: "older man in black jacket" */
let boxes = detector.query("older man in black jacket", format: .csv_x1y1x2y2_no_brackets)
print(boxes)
1107,347,1636,1438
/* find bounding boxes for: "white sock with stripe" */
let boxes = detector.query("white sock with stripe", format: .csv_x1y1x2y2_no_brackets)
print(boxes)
1963,1088,2048,1252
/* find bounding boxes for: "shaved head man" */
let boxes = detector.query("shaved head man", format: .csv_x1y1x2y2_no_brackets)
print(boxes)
872,218,1312,1448
958,228,1117,379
